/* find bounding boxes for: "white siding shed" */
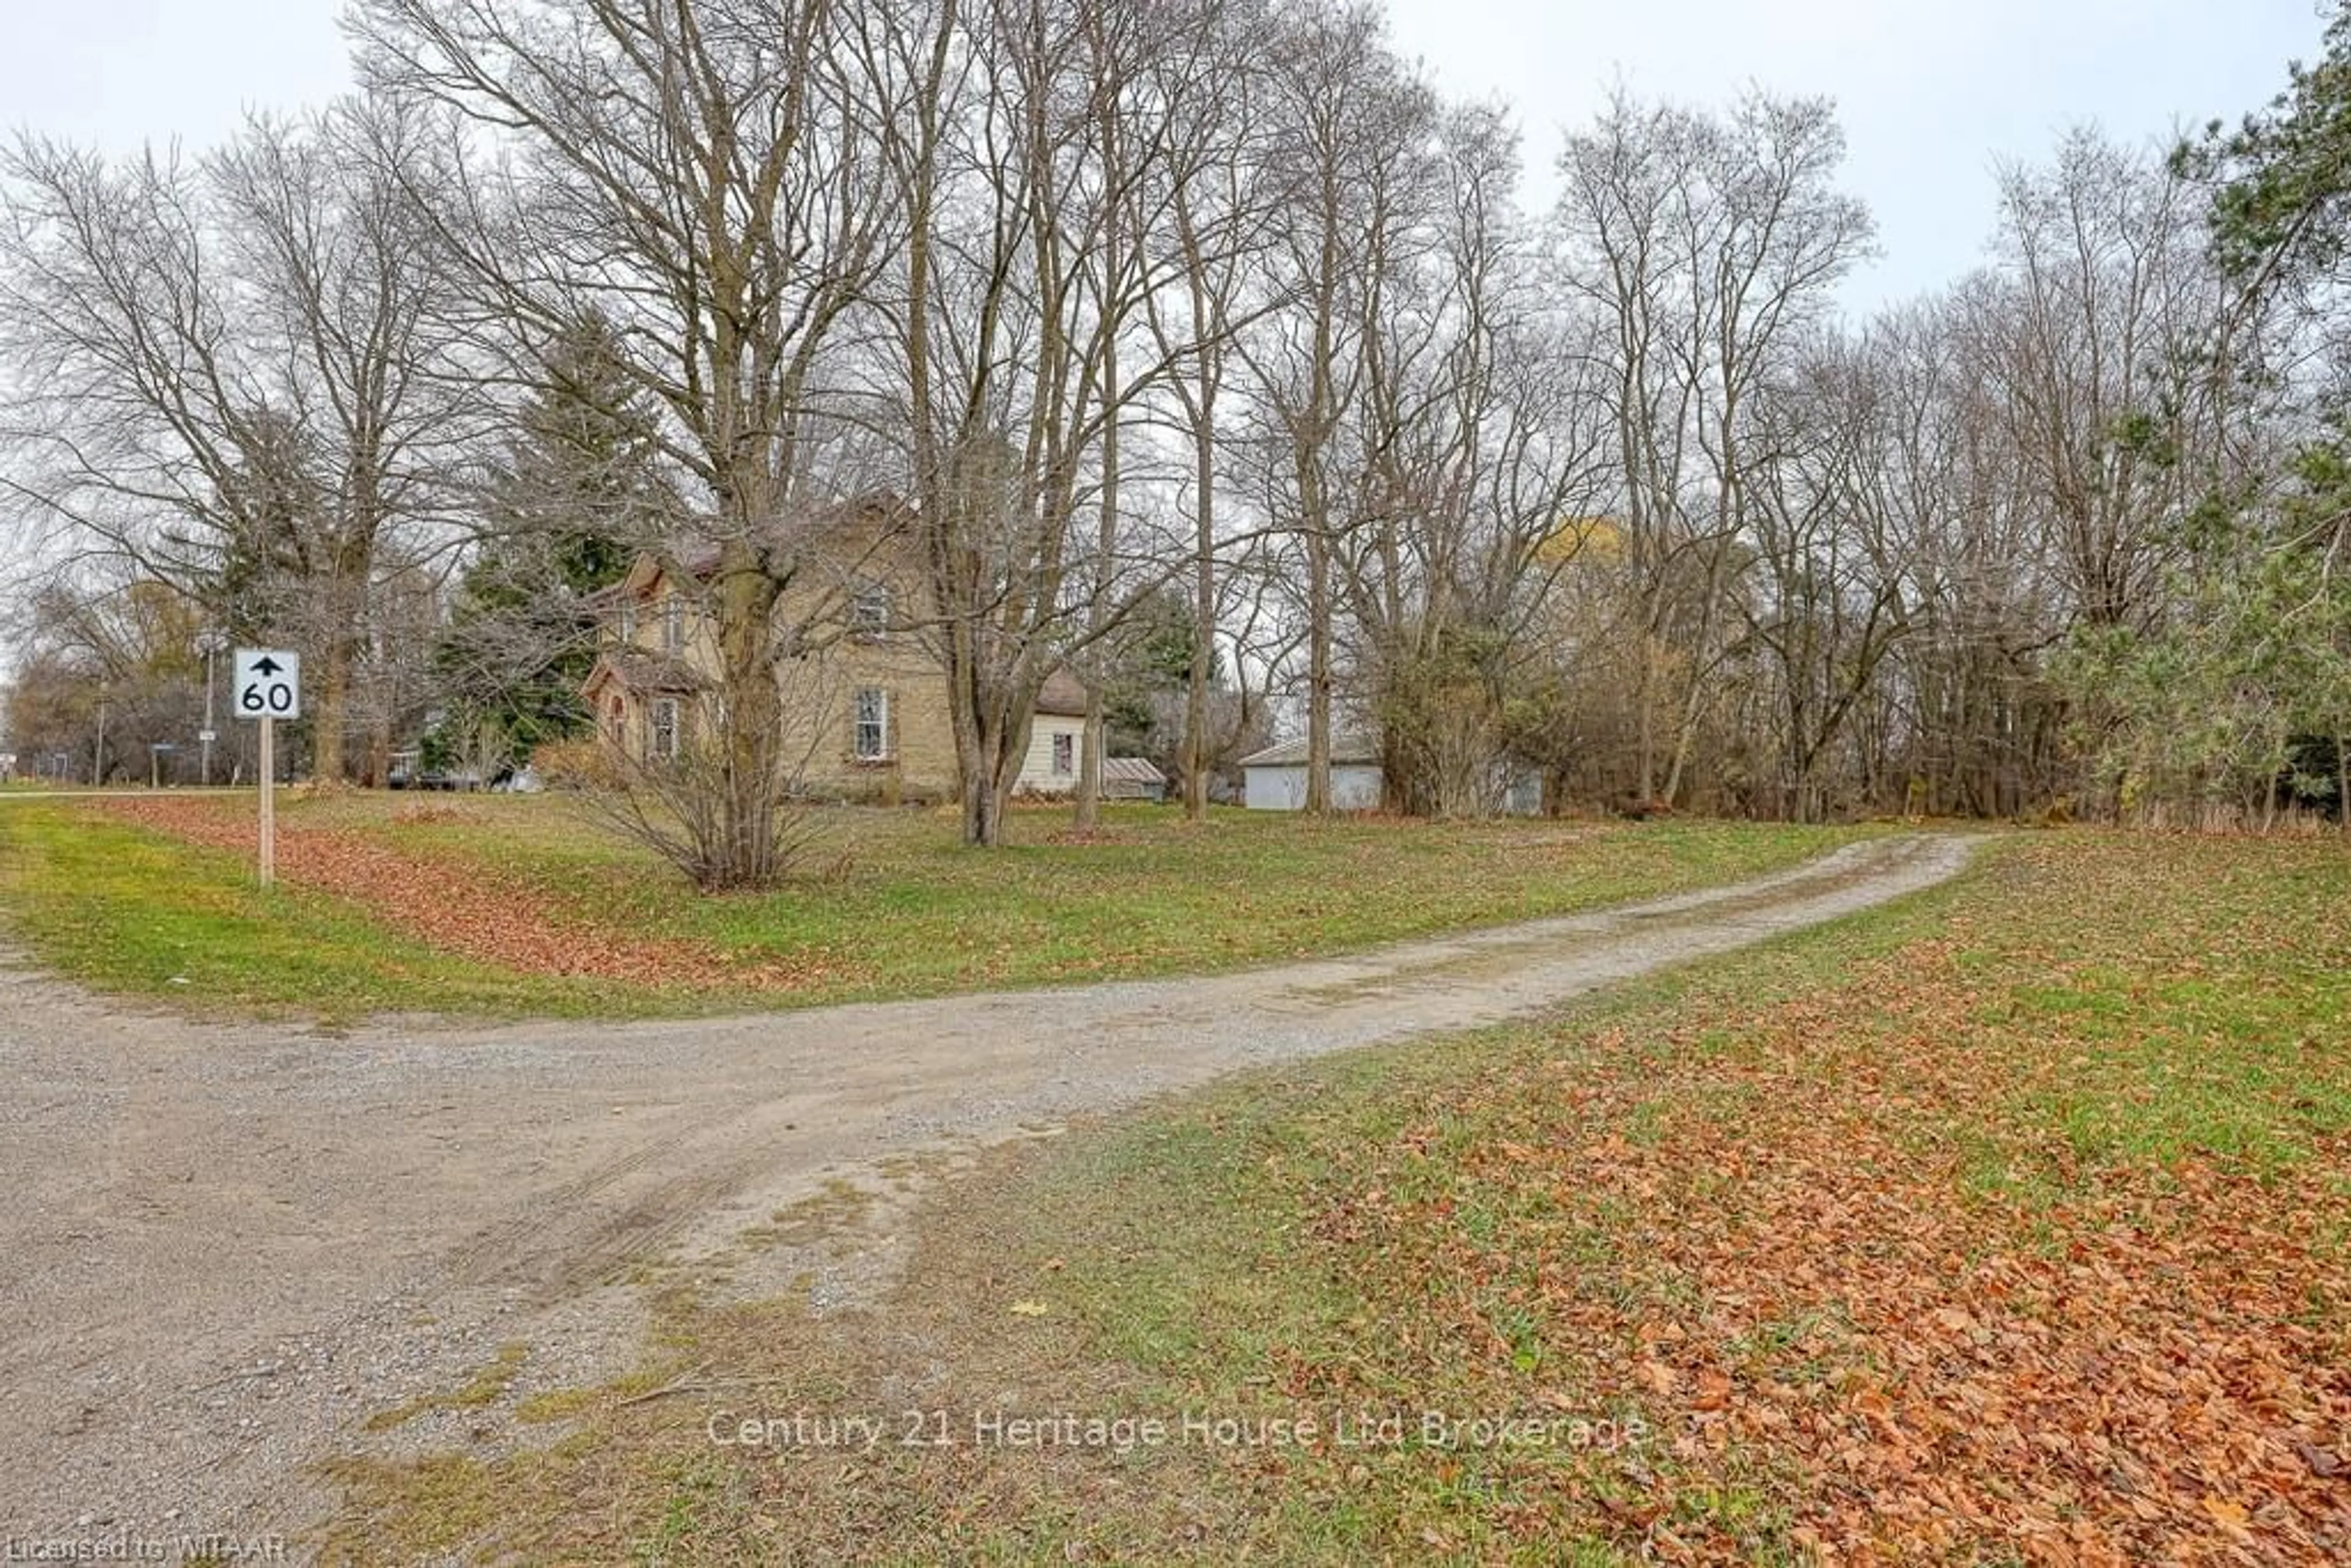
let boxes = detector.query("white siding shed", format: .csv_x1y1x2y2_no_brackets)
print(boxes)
1237,736,1385,811
1014,669,1092,795
1016,711,1087,795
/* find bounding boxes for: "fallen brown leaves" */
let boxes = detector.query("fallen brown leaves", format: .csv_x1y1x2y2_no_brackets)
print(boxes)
96,797,833,990
1551,1045,2351,1562
1294,838,2351,1562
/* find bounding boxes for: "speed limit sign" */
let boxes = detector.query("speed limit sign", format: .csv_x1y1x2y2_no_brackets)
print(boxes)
233,650,302,720
233,648,301,888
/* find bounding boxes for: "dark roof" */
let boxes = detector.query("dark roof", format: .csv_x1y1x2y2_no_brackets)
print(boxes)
1036,667,1089,717
599,493,915,592
1236,734,1382,768
582,650,708,697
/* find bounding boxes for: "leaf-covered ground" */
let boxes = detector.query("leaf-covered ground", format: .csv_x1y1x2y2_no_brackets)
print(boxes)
1296,840,2351,1560
1,791,1858,1018
324,831,2351,1564
96,795,771,985
1218,835,2350,1561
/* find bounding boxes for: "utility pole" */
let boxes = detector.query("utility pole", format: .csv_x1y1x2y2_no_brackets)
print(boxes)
198,629,225,786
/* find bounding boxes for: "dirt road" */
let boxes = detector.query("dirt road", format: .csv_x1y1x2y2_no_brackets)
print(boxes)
0,833,1974,1544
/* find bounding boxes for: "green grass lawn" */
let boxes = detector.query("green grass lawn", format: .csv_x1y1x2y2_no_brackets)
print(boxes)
318,831,2351,1562
0,798,653,1020
0,793,1867,1022
366,797,1870,987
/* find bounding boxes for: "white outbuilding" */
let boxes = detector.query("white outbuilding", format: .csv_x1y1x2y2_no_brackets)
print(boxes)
1011,669,1092,796
1238,735,1385,811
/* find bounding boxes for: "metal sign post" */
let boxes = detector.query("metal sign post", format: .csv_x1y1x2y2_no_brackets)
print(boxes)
233,650,301,888
197,629,226,787
258,719,276,885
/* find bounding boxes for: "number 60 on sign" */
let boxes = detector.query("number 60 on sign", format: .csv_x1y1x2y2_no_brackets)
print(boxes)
232,650,301,720
232,648,299,888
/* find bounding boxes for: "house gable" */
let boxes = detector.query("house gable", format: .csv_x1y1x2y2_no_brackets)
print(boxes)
582,498,1095,799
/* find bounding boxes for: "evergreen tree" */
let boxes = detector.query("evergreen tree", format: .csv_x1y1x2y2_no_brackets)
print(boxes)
429,316,673,771
2184,2,2351,293
2161,18,2351,824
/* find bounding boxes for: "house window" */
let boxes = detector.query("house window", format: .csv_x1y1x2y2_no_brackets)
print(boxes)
850,582,891,640
1051,731,1074,776
618,599,637,641
853,688,889,762
662,595,686,654
651,697,680,760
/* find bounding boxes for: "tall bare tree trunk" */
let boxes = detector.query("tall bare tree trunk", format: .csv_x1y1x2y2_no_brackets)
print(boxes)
1074,300,1120,831
1305,525,1333,814
958,720,1007,850
1075,691,1106,828
712,533,786,884
314,631,356,785
2338,730,2349,838
1659,544,1730,807
1635,640,1659,802
1184,424,1214,820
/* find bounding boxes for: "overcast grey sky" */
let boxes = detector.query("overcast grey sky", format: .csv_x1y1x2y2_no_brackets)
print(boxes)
0,0,2334,312
1384,0,2333,307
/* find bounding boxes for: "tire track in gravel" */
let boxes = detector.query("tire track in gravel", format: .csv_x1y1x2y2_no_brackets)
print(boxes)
0,831,1979,1545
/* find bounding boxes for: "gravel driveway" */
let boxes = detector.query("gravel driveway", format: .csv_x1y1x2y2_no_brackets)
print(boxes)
0,832,1974,1547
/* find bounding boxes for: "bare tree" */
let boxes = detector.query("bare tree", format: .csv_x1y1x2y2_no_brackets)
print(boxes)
1987,130,2237,634
1061,1,1201,830
861,0,1211,846
1886,132,2263,819
0,97,469,784
1137,0,1280,820
356,0,905,885
1,573,212,784
1553,89,1873,808
1239,0,1428,812
1868,288,2062,817
1736,328,1914,820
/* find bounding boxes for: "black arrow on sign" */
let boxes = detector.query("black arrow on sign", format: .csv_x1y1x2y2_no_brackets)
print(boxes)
254,656,283,676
